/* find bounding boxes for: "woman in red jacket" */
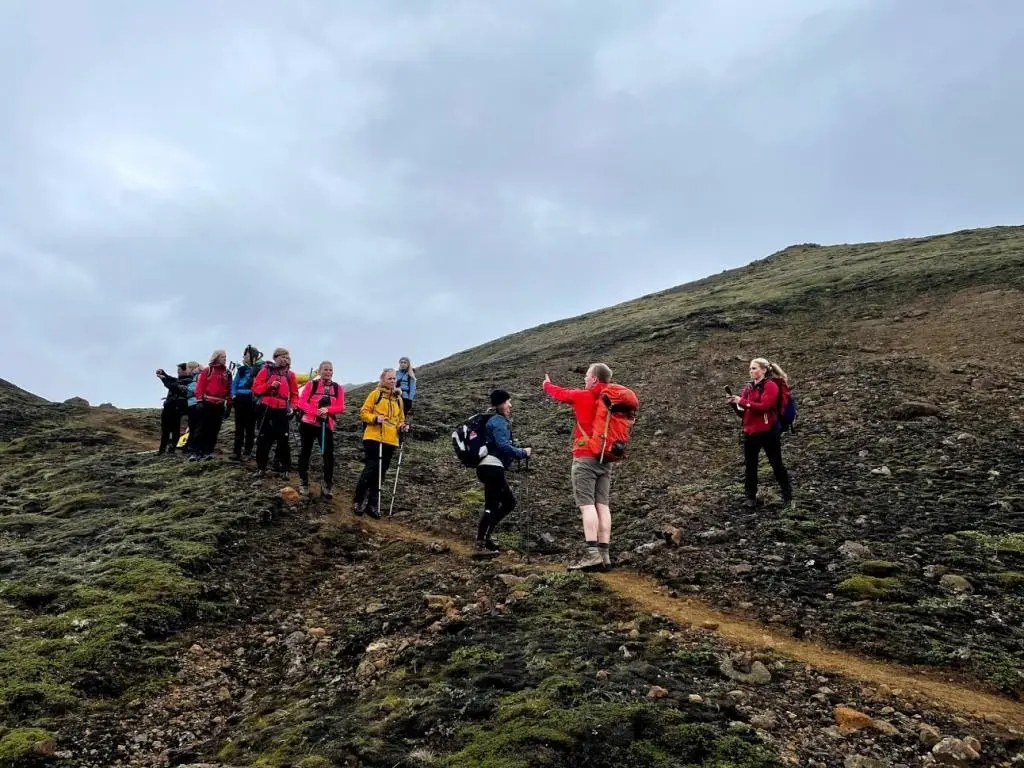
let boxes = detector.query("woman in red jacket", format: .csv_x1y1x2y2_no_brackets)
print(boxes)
295,361,345,499
728,358,793,508
252,347,300,478
191,349,233,461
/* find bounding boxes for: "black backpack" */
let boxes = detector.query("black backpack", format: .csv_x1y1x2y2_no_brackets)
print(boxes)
451,413,493,468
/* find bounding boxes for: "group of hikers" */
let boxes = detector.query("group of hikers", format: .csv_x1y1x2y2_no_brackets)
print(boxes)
155,347,417,515
156,347,794,573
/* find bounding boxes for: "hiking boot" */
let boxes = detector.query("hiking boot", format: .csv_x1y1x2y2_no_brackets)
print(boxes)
241,452,252,461
254,469,266,479
322,485,333,500
568,547,605,572
743,497,757,509
188,454,201,462
600,547,612,570
366,505,382,520
299,483,309,497
484,537,500,552
472,541,500,559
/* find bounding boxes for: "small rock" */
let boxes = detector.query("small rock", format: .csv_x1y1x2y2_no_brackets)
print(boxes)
687,694,703,703
719,655,772,685
891,401,941,420
308,627,327,639
280,486,302,504
662,525,683,546
844,757,890,768
497,574,527,588
924,565,949,580
188,644,204,655
834,705,875,734
596,669,609,681
729,563,754,576
750,712,779,730
919,724,942,747
648,685,669,699
871,718,898,736
939,574,973,594
635,540,667,554
932,736,980,766
870,466,892,477
963,736,981,753
839,541,872,561
701,621,719,631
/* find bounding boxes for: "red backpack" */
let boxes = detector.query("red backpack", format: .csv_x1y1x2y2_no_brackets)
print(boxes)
578,383,640,463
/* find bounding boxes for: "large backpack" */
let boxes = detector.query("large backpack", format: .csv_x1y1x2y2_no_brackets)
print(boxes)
775,379,797,433
578,384,640,463
451,413,493,468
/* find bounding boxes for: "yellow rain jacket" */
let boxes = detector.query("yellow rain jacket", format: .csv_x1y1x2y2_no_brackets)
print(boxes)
359,386,406,446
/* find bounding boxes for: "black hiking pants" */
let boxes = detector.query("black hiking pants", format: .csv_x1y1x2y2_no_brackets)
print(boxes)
196,402,225,456
744,429,792,501
255,406,291,472
232,393,256,457
475,464,517,542
298,421,334,486
184,404,202,453
159,403,184,453
354,439,395,511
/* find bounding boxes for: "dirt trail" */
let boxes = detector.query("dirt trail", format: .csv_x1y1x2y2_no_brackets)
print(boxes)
338,506,1024,732
97,421,1024,733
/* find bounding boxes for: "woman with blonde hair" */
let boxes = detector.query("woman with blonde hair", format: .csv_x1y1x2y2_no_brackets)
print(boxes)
295,360,345,498
252,347,300,478
353,368,409,518
396,356,417,417
727,358,793,508
191,349,233,461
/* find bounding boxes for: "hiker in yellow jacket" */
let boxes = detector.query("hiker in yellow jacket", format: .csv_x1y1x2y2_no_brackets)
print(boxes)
353,367,409,518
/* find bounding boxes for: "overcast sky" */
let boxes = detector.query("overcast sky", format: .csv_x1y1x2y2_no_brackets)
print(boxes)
1,1,1022,407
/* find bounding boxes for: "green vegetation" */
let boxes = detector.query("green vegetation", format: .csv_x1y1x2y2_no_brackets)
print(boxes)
836,576,904,601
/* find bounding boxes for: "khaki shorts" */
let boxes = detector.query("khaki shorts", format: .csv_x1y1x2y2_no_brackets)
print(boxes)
571,456,612,507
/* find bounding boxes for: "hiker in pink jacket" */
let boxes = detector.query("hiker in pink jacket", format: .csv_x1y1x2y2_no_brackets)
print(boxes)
295,361,346,499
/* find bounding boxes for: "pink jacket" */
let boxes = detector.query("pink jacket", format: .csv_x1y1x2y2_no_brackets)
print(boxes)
297,378,345,430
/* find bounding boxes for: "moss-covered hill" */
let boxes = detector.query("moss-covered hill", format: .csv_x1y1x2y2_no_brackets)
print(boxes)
339,225,1024,699
2,225,1024,767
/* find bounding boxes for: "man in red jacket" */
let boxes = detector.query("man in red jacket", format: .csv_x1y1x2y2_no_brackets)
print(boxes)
542,363,615,572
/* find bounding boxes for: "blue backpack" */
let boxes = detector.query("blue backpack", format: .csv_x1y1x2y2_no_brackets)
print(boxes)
775,380,797,433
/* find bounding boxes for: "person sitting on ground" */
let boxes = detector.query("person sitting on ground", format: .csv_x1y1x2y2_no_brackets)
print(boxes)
396,356,417,418
182,362,203,456
472,389,531,559
542,363,617,572
155,363,190,455
727,357,793,508
252,347,300,478
353,368,408,519
191,349,233,461
230,345,263,461
296,361,346,499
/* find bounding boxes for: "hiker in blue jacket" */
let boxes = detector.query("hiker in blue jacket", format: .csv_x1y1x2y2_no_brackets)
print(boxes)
182,362,202,456
472,389,531,559
396,357,417,418
230,345,263,461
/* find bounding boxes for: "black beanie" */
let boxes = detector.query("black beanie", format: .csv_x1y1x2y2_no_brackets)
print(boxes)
490,389,511,407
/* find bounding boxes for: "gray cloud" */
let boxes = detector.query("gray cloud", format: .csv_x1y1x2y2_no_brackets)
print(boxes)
1,0,1022,406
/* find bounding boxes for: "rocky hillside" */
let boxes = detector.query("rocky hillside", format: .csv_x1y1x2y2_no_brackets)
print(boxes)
1,225,1023,767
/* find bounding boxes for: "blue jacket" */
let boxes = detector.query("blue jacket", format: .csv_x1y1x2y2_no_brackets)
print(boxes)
485,413,528,469
232,363,257,397
396,369,416,400
186,374,200,408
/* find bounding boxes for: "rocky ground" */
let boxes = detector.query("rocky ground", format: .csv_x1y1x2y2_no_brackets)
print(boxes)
3,226,1024,766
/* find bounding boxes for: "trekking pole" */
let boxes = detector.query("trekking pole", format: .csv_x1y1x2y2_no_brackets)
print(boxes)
521,456,532,564
377,435,384,514
388,432,406,517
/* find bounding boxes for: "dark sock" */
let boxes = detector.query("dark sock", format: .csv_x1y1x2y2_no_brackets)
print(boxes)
586,540,598,548
596,543,609,549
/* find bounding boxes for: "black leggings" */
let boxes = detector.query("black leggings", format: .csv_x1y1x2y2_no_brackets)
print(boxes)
475,464,517,541
196,402,225,455
744,430,792,500
159,405,183,453
184,405,202,453
298,421,334,485
255,406,292,472
354,439,395,509
232,393,256,457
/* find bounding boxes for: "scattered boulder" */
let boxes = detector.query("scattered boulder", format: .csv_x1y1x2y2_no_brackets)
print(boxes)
280,486,301,505
919,724,943,747
719,652,772,685
891,401,941,420
939,574,973,594
859,560,901,577
661,525,683,546
870,466,892,477
839,541,872,561
63,396,89,407
932,736,981,766
647,685,669,699
834,705,875,734
923,565,950,580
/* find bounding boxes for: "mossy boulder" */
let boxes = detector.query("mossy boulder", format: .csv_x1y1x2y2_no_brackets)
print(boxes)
858,560,901,577
0,728,56,765
836,575,903,601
